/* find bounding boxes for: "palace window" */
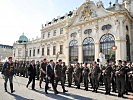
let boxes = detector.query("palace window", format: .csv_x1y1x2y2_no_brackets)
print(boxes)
42,34,45,39
42,48,44,56
47,47,50,55
48,32,50,38
60,28,63,34
60,45,63,54
53,30,56,36
37,49,40,54
126,34,131,61
33,49,35,56
69,40,78,64
101,24,112,31
83,37,95,63
53,46,56,55
29,50,31,57
84,29,92,34
100,33,115,61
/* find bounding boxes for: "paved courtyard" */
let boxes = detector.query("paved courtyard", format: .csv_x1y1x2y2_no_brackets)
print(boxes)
0,73,132,100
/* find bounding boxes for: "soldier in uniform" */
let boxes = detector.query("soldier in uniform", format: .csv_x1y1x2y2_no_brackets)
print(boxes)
111,61,117,92
102,60,113,95
128,63,133,92
115,60,126,97
91,61,101,93
62,62,67,84
122,61,130,95
39,58,47,88
66,63,74,87
73,63,82,89
54,59,68,93
1,57,15,93
82,63,90,91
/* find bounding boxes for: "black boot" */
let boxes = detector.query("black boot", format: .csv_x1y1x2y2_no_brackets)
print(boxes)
10,83,15,93
4,83,7,92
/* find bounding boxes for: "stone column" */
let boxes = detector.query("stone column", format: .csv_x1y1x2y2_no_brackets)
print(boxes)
65,46,69,65
115,40,127,61
78,44,83,63
94,42,100,62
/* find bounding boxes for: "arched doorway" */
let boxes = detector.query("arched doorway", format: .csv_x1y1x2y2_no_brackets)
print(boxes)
69,40,78,64
126,34,131,61
83,37,95,63
100,34,115,61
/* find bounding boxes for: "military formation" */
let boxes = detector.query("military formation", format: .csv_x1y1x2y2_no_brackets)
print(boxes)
1,57,133,98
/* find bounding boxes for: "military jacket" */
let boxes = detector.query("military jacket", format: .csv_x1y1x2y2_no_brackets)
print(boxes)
2,62,14,76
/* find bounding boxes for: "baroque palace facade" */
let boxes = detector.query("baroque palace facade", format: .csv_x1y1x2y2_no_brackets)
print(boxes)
13,0,133,65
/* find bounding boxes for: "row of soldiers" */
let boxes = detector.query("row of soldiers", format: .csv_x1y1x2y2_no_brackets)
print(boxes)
37,58,133,98
67,60,133,98
2,57,133,98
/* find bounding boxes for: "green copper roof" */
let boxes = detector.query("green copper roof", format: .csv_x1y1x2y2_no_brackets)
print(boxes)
18,33,28,43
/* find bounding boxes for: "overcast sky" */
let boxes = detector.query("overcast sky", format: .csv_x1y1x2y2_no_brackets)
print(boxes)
0,0,122,46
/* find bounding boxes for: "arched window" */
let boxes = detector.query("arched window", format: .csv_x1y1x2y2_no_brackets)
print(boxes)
83,37,95,63
100,34,115,61
126,34,131,61
69,40,78,63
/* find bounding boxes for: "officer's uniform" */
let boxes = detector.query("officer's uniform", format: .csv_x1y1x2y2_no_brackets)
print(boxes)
128,67,133,92
115,65,126,97
91,65,100,92
83,65,90,91
54,63,67,92
103,64,113,94
1,57,15,93
67,65,74,87
111,64,117,92
73,64,81,89
62,64,67,84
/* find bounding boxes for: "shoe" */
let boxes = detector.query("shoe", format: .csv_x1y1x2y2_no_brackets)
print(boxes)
92,89,95,92
105,92,108,95
11,90,15,93
95,90,97,93
32,88,36,90
54,91,59,94
118,94,121,97
48,86,51,90
63,90,68,93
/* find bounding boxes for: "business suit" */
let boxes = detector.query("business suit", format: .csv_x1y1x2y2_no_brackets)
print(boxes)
26,63,36,90
45,64,57,94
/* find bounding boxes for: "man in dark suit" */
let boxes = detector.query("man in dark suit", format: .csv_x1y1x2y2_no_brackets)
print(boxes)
45,60,58,94
26,60,36,90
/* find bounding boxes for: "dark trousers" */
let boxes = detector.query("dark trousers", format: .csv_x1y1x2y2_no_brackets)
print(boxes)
92,77,99,90
103,76,111,93
112,76,116,92
4,75,14,91
45,77,56,93
83,76,88,90
68,75,72,86
55,77,65,91
27,76,35,89
116,76,125,96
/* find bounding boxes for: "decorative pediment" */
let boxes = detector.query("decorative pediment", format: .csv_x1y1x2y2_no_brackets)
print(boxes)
67,0,113,27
